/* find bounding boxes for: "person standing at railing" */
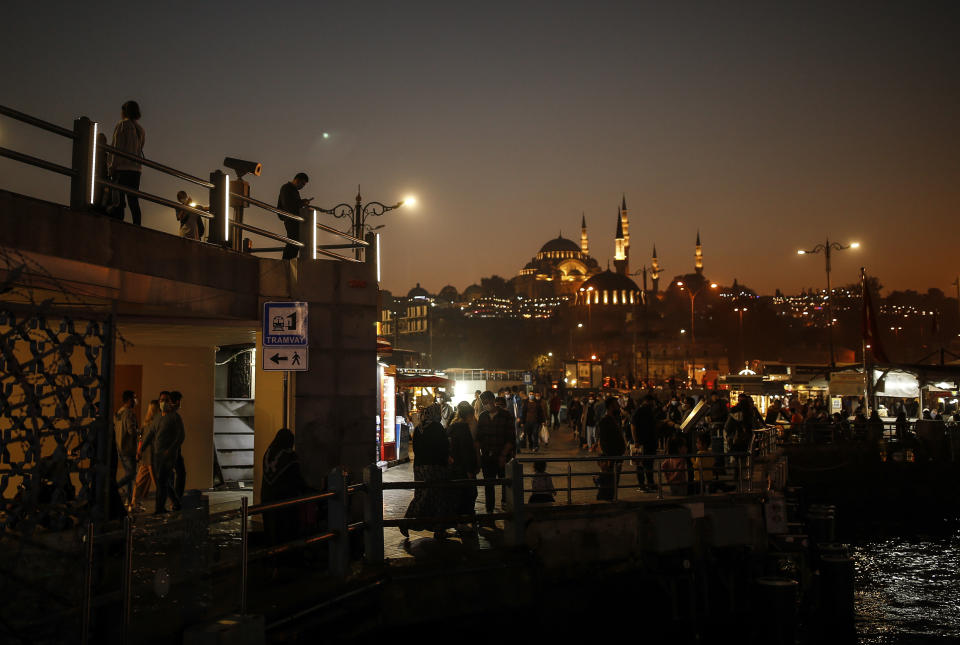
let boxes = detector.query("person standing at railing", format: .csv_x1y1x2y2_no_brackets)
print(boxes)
662,437,689,497
276,173,312,259
596,397,626,500
692,432,716,495
175,191,203,240
476,391,515,516
631,394,659,491
262,428,307,546
107,100,145,226
895,410,909,442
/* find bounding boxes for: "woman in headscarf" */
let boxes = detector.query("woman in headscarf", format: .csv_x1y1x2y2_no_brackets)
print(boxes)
401,402,452,539
447,401,481,535
262,428,306,545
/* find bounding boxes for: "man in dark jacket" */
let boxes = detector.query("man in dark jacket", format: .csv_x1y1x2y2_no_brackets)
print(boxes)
476,391,516,513
277,173,312,260
597,397,627,500
142,391,185,514
521,392,547,452
631,394,659,489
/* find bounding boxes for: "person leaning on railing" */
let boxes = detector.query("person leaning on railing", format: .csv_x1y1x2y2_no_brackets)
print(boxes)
276,173,312,260
596,396,626,500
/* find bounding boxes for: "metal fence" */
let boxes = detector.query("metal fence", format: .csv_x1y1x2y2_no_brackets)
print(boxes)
0,104,369,262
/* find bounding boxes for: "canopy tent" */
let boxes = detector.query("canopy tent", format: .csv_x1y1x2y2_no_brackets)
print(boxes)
396,375,455,388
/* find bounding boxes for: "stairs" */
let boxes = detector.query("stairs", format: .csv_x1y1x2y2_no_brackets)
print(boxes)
213,398,255,485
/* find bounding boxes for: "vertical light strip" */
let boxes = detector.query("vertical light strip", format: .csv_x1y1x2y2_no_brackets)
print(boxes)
311,208,318,260
376,233,382,283
223,175,230,242
89,122,98,204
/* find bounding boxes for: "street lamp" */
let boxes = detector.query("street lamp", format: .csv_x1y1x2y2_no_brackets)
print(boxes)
675,280,717,343
579,286,595,354
318,186,414,259
797,237,860,368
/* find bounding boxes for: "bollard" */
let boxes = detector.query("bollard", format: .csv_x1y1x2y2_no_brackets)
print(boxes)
817,554,855,633
754,577,798,645
327,468,350,578
363,464,384,565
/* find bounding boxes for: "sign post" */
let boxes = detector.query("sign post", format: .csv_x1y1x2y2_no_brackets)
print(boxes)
263,302,309,431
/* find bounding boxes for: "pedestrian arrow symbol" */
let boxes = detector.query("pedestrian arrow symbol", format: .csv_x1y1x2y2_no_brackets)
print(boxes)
262,347,308,371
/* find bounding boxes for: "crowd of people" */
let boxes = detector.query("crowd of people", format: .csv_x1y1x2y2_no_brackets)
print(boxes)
398,387,770,540
114,389,187,515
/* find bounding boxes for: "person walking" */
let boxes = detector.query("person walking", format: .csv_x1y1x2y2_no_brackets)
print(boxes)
133,399,160,510
402,403,452,540
583,394,599,451
114,390,139,510
277,173,312,260
476,391,515,516
548,392,561,430
447,402,480,535
522,391,546,452
107,100,145,225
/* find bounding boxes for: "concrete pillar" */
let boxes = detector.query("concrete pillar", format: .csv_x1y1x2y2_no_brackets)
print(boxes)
291,258,378,487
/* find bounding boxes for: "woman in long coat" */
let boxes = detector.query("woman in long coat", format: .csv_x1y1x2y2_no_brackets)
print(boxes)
402,403,452,539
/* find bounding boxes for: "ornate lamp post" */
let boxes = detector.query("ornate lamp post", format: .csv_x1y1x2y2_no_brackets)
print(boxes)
318,187,414,259
797,238,860,368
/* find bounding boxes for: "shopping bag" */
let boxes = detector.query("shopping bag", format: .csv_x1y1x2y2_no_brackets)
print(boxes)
539,423,550,446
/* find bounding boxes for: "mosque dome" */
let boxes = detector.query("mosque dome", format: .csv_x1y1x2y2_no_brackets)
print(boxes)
578,270,641,306
538,236,581,255
407,283,430,299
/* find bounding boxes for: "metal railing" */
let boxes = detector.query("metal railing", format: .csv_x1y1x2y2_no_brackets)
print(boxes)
0,104,369,262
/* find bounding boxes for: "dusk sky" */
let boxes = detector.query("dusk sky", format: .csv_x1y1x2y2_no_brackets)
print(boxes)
2,1,957,296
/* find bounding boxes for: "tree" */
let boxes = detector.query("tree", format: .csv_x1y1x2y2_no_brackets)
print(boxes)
480,275,513,298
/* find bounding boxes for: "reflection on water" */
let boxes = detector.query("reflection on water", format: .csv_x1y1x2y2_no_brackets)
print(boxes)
853,525,960,643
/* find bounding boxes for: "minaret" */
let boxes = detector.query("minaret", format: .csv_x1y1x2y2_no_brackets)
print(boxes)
695,230,703,276
580,213,589,255
613,210,627,275
620,195,630,273
650,244,661,293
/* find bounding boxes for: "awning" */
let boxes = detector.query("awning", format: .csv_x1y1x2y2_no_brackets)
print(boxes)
396,375,454,388
376,337,392,355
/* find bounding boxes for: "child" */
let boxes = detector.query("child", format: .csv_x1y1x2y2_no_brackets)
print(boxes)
528,460,556,504
661,437,688,497
692,431,716,494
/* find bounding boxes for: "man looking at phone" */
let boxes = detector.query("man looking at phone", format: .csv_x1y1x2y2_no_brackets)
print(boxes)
277,172,312,260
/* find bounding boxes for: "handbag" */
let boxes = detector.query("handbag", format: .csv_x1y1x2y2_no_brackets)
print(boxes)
539,423,550,446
